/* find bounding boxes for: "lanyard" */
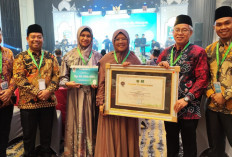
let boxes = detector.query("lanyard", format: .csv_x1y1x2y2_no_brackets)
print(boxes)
216,42,232,80
28,49,44,77
77,48,93,65
170,42,190,66
0,49,4,80
114,50,130,64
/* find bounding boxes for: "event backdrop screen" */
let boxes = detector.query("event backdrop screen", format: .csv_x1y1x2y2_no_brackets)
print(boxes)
82,13,157,51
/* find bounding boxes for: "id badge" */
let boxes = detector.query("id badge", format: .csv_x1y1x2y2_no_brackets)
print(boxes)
213,82,222,93
38,79,46,90
1,81,8,90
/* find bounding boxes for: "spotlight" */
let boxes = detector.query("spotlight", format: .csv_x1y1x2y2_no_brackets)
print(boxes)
102,10,106,17
127,9,131,15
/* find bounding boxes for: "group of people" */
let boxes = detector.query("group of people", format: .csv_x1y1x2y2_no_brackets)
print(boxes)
158,6,232,157
134,34,147,56
0,5,231,157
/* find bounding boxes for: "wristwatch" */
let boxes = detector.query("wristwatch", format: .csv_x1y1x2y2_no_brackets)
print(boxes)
184,96,190,102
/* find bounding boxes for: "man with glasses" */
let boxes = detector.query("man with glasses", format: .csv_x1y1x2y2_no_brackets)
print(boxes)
157,15,209,157
205,6,232,157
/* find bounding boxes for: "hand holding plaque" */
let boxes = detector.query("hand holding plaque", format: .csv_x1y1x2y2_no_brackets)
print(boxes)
65,81,82,88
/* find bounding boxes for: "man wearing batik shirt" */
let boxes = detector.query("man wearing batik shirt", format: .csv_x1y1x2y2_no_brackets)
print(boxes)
205,6,232,157
13,24,59,157
0,28,16,157
157,15,209,157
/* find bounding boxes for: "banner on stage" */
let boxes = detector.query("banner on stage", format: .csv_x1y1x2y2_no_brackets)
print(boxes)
103,64,180,122
70,66,98,85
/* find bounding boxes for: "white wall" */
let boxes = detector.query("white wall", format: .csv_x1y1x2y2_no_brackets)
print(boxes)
19,0,35,51
160,4,188,46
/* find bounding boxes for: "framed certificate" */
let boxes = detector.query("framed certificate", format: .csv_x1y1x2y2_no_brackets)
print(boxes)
70,66,98,85
103,64,180,122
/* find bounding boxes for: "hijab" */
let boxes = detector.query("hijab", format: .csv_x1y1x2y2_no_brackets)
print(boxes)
77,26,93,61
112,29,130,62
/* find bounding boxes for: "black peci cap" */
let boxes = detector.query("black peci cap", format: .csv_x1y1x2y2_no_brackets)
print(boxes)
27,24,43,37
174,15,192,27
214,6,232,22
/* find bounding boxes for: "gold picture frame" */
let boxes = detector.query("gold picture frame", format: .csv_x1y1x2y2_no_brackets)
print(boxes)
103,64,180,122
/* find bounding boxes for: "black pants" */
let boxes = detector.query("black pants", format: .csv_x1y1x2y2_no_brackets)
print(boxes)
206,109,232,157
141,46,145,55
164,119,198,157
20,107,55,157
0,104,13,157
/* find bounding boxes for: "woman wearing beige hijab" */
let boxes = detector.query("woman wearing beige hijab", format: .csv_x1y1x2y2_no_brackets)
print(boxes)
95,29,141,157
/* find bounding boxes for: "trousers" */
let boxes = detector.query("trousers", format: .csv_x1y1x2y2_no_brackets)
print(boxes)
20,107,55,157
164,119,199,157
0,104,13,157
206,109,232,157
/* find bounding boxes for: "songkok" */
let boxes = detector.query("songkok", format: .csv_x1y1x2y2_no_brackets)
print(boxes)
27,24,43,37
214,6,232,22
174,15,192,26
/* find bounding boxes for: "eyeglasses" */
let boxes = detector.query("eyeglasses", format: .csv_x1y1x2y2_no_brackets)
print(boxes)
173,28,190,34
114,38,128,42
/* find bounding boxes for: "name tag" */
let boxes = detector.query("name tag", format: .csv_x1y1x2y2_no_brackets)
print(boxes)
38,79,46,90
1,81,8,90
213,82,222,93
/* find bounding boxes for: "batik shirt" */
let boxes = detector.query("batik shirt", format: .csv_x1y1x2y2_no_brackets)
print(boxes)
0,46,16,108
157,43,209,119
13,50,60,109
206,40,232,114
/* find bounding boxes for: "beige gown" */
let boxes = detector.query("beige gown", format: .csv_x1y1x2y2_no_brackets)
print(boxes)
95,51,141,157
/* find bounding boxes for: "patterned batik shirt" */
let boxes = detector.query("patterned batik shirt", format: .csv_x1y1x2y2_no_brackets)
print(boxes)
206,40,232,114
0,46,16,109
13,50,60,109
157,43,209,119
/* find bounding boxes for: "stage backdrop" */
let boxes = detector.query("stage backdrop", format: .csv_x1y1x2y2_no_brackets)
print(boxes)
82,12,157,51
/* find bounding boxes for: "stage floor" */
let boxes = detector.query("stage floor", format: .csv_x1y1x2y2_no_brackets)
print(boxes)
7,119,167,157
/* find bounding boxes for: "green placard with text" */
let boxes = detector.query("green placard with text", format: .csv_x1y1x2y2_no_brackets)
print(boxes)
70,66,98,85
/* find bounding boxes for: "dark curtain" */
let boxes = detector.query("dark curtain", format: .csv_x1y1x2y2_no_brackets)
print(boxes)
0,0,22,56
34,0,55,53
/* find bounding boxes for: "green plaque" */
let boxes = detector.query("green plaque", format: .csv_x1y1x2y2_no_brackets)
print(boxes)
70,66,98,85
